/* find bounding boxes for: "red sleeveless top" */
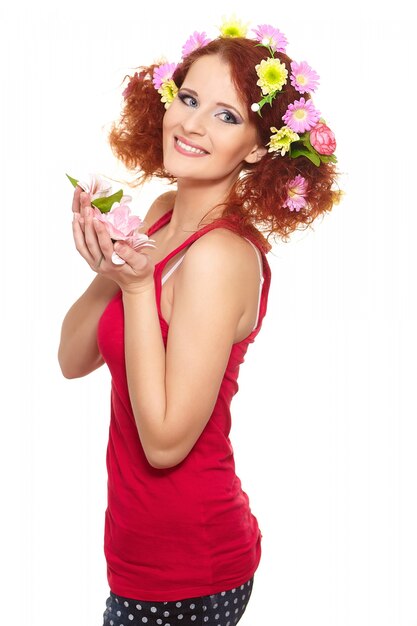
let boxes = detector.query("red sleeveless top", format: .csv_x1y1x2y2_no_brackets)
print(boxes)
97,209,271,601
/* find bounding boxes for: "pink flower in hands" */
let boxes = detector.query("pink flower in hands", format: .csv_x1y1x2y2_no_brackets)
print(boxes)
93,203,155,265
309,122,337,155
77,174,112,201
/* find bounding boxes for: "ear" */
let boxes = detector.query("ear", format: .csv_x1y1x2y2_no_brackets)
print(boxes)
243,144,268,165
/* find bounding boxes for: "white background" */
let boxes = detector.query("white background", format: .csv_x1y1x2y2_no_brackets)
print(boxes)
1,1,416,625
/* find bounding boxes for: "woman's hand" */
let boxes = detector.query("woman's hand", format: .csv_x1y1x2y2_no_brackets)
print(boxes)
72,190,155,295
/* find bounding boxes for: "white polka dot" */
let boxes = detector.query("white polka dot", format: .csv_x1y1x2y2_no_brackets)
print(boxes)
226,611,230,617
128,615,134,621
240,585,244,590
191,617,196,622
232,588,236,593
213,603,218,609
178,615,183,620
124,601,129,607
204,618,209,623
203,606,207,611
235,608,239,613
247,582,250,587
115,598,120,603
226,622,231,626
142,619,148,624
234,598,238,604
164,611,170,617
151,607,157,613
221,592,226,596
215,614,220,619
242,595,246,600
117,611,122,617
157,621,163,625
164,623,171,626
189,604,195,610
136,604,142,610
176,602,182,608
110,621,114,626
224,601,229,606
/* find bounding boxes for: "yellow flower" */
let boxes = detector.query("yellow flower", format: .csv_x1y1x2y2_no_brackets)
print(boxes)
255,58,288,96
268,126,300,156
158,80,178,109
219,15,249,38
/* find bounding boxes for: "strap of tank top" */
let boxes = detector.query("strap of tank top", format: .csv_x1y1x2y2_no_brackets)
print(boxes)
161,253,186,285
244,238,265,332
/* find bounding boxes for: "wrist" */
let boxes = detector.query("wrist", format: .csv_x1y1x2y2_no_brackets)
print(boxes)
121,282,155,297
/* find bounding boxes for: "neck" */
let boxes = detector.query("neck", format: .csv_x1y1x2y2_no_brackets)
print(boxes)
165,170,240,237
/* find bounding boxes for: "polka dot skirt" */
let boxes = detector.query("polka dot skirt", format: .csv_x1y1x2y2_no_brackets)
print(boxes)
102,578,253,626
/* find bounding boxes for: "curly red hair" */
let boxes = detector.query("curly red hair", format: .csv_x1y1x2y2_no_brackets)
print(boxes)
109,37,341,252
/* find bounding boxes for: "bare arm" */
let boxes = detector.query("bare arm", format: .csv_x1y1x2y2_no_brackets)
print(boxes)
121,229,254,469
57,188,175,379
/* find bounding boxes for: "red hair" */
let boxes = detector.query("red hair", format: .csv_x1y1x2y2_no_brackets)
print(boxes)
109,38,341,252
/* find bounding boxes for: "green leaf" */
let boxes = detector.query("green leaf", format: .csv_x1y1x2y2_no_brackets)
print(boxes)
319,154,338,164
66,173,79,187
290,147,321,166
91,189,124,213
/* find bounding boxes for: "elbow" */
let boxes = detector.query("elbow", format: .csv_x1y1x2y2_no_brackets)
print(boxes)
144,447,186,470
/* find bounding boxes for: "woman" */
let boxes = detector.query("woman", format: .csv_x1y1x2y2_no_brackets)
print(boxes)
58,19,340,626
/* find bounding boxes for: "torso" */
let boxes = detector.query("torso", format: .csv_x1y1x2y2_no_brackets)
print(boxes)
143,196,262,344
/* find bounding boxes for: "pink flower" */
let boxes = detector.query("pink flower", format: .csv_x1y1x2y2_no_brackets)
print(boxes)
290,61,320,94
152,63,178,90
182,31,211,58
93,203,155,251
252,24,288,52
283,175,308,212
282,97,321,133
78,174,112,201
309,122,337,155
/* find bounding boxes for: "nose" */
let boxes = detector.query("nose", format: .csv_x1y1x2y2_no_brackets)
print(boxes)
180,108,207,136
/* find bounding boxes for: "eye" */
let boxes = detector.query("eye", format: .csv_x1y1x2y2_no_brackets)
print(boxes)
217,110,239,125
178,92,198,107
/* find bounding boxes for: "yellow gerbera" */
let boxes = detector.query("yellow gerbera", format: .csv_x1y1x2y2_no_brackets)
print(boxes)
268,126,300,156
158,80,178,109
219,16,249,38
255,58,288,96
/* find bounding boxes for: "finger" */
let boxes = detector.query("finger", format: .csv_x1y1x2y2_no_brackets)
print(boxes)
83,206,103,260
79,191,92,218
72,185,82,214
92,219,115,259
72,213,95,266
114,242,149,272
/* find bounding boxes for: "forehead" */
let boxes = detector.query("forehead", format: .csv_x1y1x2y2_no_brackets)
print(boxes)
182,54,244,107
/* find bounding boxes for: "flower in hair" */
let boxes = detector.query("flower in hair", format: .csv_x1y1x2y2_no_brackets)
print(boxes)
153,63,179,109
283,175,308,211
159,79,178,109
219,15,249,38
152,63,178,90
268,126,300,156
282,97,321,133
290,61,320,94
255,58,288,96
182,31,211,58
252,24,288,53
309,121,336,155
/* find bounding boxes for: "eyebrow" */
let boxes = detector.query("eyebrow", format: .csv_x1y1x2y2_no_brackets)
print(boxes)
179,87,244,120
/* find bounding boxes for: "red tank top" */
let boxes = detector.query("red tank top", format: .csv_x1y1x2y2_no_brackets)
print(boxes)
97,209,271,601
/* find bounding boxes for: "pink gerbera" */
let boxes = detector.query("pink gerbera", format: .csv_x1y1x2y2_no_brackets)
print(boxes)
282,97,321,133
290,61,320,94
182,31,211,58
252,24,288,52
152,62,178,90
284,175,308,212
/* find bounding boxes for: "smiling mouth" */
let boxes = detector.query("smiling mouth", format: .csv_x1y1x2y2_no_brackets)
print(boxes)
175,137,209,156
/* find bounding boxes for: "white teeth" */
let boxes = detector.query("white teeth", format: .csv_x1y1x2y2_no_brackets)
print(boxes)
176,139,206,154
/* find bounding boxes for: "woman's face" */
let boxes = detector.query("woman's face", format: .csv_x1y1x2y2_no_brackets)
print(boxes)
162,54,265,184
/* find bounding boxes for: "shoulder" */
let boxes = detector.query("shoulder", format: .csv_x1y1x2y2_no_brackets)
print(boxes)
142,190,176,232
185,227,261,277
